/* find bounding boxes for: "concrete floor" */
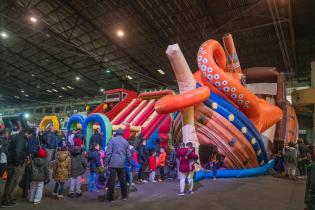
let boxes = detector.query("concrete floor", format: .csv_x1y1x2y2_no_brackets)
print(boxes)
0,175,306,210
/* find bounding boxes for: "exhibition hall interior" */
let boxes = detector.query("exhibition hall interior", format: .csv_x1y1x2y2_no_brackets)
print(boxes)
0,0,314,210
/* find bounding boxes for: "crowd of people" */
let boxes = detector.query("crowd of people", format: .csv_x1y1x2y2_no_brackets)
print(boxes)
272,139,315,209
0,126,200,207
0,125,314,209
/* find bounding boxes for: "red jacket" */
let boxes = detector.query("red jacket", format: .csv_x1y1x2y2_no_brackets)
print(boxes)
149,155,157,171
176,148,198,173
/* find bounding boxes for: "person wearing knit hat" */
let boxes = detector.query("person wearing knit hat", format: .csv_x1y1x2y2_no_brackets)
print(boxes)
73,138,83,147
29,148,49,204
105,128,131,202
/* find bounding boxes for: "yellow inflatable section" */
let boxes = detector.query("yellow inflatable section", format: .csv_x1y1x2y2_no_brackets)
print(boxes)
39,116,60,131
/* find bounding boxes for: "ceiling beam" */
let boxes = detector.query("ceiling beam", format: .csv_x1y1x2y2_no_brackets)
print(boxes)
60,0,169,88
0,41,93,97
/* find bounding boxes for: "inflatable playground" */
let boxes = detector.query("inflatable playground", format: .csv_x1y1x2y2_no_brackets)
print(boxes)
65,34,298,181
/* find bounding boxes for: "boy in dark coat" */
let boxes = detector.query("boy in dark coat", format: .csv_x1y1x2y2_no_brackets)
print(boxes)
68,139,87,198
87,143,101,192
29,148,49,204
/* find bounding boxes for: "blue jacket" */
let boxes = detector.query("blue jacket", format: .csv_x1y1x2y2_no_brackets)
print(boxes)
28,136,40,157
87,149,101,173
43,131,57,149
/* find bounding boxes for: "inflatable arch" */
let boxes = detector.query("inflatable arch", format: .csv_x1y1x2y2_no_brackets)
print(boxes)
66,113,112,151
66,114,86,131
40,116,60,131
83,113,112,151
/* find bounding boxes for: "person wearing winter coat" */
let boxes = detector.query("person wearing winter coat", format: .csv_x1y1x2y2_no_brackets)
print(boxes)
157,148,166,181
1,129,31,208
43,127,57,162
105,128,131,202
148,151,157,182
167,145,177,179
298,139,311,177
52,147,71,199
29,148,49,204
87,143,101,192
176,142,198,196
305,163,315,210
0,129,10,178
89,129,102,149
125,145,140,190
283,143,299,179
136,135,148,183
68,139,87,198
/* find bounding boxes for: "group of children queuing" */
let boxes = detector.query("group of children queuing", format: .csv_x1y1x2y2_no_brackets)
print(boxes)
0,125,225,206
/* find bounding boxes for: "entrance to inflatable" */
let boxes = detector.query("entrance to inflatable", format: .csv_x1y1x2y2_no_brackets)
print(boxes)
39,116,60,131
83,113,112,151
66,114,86,132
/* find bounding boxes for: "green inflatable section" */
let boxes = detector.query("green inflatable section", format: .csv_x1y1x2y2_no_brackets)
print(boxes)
66,114,87,132
83,113,112,151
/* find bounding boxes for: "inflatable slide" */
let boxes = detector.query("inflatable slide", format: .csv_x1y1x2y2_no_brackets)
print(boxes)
156,34,297,180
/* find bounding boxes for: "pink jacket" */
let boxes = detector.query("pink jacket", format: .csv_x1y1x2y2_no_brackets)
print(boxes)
176,148,198,173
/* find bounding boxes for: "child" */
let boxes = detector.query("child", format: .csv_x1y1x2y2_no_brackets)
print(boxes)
167,145,177,179
157,148,166,181
273,150,285,177
87,143,101,192
52,146,71,199
126,144,140,191
205,152,220,180
148,151,157,182
68,138,87,198
29,148,49,204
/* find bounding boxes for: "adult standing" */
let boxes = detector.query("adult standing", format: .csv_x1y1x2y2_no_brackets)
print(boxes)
1,128,31,207
298,139,310,177
43,127,57,162
89,129,102,149
283,142,299,179
136,134,148,183
176,142,198,196
105,128,131,202
305,163,315,210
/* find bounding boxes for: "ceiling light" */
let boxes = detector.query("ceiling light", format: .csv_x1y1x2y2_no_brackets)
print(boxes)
61,87,67,90
106,70,111,73
51,82,55,85
117,30,124,37
46,89,52,93
59,95,62,98
126,75,133,80
0,32,8,38
24,94,29,97
51,88,58,92
75,76,80,81
14,96,20,99
24,113,30,119
100,88,104,92
29,16,37,23
31,74,35,77
157,69,165,75
21,90,24,93
67,85,73,89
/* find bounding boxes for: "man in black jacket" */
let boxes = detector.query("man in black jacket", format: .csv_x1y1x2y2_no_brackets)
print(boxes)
1,128,32,207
